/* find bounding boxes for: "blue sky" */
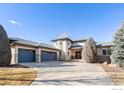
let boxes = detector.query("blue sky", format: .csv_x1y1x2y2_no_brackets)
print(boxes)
0,3,124,44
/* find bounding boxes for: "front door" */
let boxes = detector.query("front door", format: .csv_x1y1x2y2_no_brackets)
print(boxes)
75,51,82,59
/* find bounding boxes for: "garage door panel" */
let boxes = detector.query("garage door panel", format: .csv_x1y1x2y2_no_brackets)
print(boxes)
18,48,35,63
41,51,57,61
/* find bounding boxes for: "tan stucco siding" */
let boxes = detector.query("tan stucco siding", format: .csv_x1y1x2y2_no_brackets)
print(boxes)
97,48,102,56
96,46,112,56
53,40,72,61
72,42,85,46
11,46,16,64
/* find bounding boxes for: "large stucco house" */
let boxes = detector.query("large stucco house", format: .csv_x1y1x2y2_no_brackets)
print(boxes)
9,37,113,64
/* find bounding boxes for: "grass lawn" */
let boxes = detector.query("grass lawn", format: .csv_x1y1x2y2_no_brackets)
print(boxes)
0,64,37,85
101,64,124,85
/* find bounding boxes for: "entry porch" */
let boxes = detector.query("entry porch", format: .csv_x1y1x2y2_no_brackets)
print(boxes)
69,47,84,62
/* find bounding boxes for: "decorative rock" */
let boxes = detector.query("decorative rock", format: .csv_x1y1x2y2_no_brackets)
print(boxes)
0,25,11,66
102,61,108,65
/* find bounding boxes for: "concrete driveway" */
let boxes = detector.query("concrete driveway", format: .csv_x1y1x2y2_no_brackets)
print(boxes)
21,61,114,86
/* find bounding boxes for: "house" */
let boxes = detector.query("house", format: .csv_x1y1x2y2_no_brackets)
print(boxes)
52,37,113,63
9,37,113,64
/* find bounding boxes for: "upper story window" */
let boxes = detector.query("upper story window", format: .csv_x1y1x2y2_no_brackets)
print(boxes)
102,49,107,55
102,48,111,56
60,51,61,55
60,41,62,45
68,42,70,47
68,51,69,55
58,41,62,45
68,42,70,45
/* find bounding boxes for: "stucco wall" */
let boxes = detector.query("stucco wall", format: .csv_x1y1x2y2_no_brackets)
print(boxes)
72,42,85,46
11,46,16,64
53,40,71,61
97,48,102,56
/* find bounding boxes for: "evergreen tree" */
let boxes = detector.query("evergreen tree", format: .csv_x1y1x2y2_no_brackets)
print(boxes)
112,22,124,67
83,37,96,63
0,25,11,66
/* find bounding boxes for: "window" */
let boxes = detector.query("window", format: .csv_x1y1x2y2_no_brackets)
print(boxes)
102,48,111,56
68,42,70,45
60,52,61,55
102,49,107,55
60,41,62,45
68,51,69,55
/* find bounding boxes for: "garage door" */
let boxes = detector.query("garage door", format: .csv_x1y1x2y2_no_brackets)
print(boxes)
18,48,35,63
41,51,57,61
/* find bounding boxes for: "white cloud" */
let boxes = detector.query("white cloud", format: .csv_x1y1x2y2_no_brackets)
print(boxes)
9,20,21,26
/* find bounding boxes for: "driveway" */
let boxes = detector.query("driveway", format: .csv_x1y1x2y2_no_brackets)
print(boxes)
20,61,114,86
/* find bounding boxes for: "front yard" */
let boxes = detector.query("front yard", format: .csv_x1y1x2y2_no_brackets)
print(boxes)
0,64,37,85
101,64,124,85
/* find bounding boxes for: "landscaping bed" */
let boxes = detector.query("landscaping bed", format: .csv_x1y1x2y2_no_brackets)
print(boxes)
0,64,37,85
100,64,124,85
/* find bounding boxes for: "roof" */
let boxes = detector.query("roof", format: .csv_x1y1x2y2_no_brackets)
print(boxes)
51,37,72,42
96,42,114,47
72,39,87,42
51,37,87,43
9,37,60,50
9,37,39,47
39,43,59,50
69,45,83,49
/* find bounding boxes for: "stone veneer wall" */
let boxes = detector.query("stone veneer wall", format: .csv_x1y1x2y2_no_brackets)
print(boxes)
96,55,111,64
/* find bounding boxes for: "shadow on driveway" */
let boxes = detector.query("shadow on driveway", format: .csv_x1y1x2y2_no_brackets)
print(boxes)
33,76,113,86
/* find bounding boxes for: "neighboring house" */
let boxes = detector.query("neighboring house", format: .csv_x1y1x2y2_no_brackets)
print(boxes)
9,37,113,64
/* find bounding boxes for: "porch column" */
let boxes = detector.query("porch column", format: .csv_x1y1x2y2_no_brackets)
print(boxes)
36,48,41,62
10,46,16,64
82,50,85,62
69,50,71,60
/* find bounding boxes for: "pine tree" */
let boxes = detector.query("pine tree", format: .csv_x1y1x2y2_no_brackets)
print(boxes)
112,22,124,67
83,37,97,63
0,25,11,66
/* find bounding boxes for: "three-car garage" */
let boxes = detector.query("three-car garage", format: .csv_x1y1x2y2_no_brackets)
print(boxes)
9,37,60,64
